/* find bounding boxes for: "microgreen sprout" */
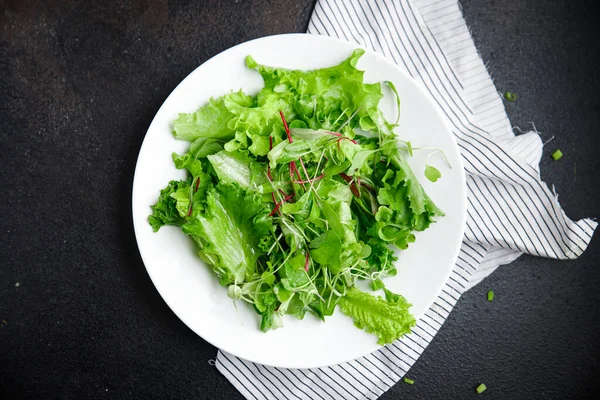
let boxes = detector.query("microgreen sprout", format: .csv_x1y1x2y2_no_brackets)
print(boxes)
187,182,194,217
338,106,362,131
424,149,452,183
385,81,401,126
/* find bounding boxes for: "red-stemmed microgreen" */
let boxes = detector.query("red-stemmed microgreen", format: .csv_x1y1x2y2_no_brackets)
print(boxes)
279,110,293,142
299,158,311,183
304,251,310,272
267,137,274,181
187,177,196,217
340,172,361,197
279,111,307,191
268,193,294,217
292,174,325,185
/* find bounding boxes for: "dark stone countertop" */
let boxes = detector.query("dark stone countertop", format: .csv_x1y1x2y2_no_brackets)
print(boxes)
1,0,598,399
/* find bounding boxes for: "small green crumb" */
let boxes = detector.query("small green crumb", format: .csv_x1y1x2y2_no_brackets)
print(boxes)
551,149,563,161
476,383,487,394
487,290,494,301
504,92,517,101
403,377,414,385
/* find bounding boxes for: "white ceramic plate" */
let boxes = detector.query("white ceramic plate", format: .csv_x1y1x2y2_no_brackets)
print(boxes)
132,33,466,369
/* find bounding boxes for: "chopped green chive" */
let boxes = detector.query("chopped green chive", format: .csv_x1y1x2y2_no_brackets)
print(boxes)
487,290,494,301
476,383,487,394
504,92,517,101
403,377,414,385
551,149,563,161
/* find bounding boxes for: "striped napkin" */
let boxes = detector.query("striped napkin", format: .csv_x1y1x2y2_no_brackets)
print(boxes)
215,0,598,398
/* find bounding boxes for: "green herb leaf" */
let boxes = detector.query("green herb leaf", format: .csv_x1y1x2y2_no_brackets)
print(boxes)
310,231,343,270
371,278,385,291
384,80,401,125
280,253,310,288
347,150,379,176
424,165,442,182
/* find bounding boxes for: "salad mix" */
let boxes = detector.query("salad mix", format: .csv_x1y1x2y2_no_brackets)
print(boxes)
148,49,444,344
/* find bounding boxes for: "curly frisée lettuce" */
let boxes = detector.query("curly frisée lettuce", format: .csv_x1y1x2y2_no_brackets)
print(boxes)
148,49,444,344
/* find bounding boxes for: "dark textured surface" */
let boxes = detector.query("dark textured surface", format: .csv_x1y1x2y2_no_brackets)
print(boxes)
1,0,598,399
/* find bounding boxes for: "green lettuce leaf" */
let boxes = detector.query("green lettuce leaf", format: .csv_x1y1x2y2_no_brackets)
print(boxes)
246,50,385,133
189,137,225,158
173,91,254,141
181,183,273,285
338,287,416,345
207,150,267,190
148,180,188,231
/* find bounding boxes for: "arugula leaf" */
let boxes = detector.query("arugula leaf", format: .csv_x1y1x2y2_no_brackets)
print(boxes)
323,160,352,178
338,287,416,345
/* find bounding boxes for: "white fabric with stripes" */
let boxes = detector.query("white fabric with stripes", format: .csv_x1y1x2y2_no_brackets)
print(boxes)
215,0,598,398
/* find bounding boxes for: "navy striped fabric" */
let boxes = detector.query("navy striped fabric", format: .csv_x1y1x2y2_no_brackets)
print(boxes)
215,1,597,398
